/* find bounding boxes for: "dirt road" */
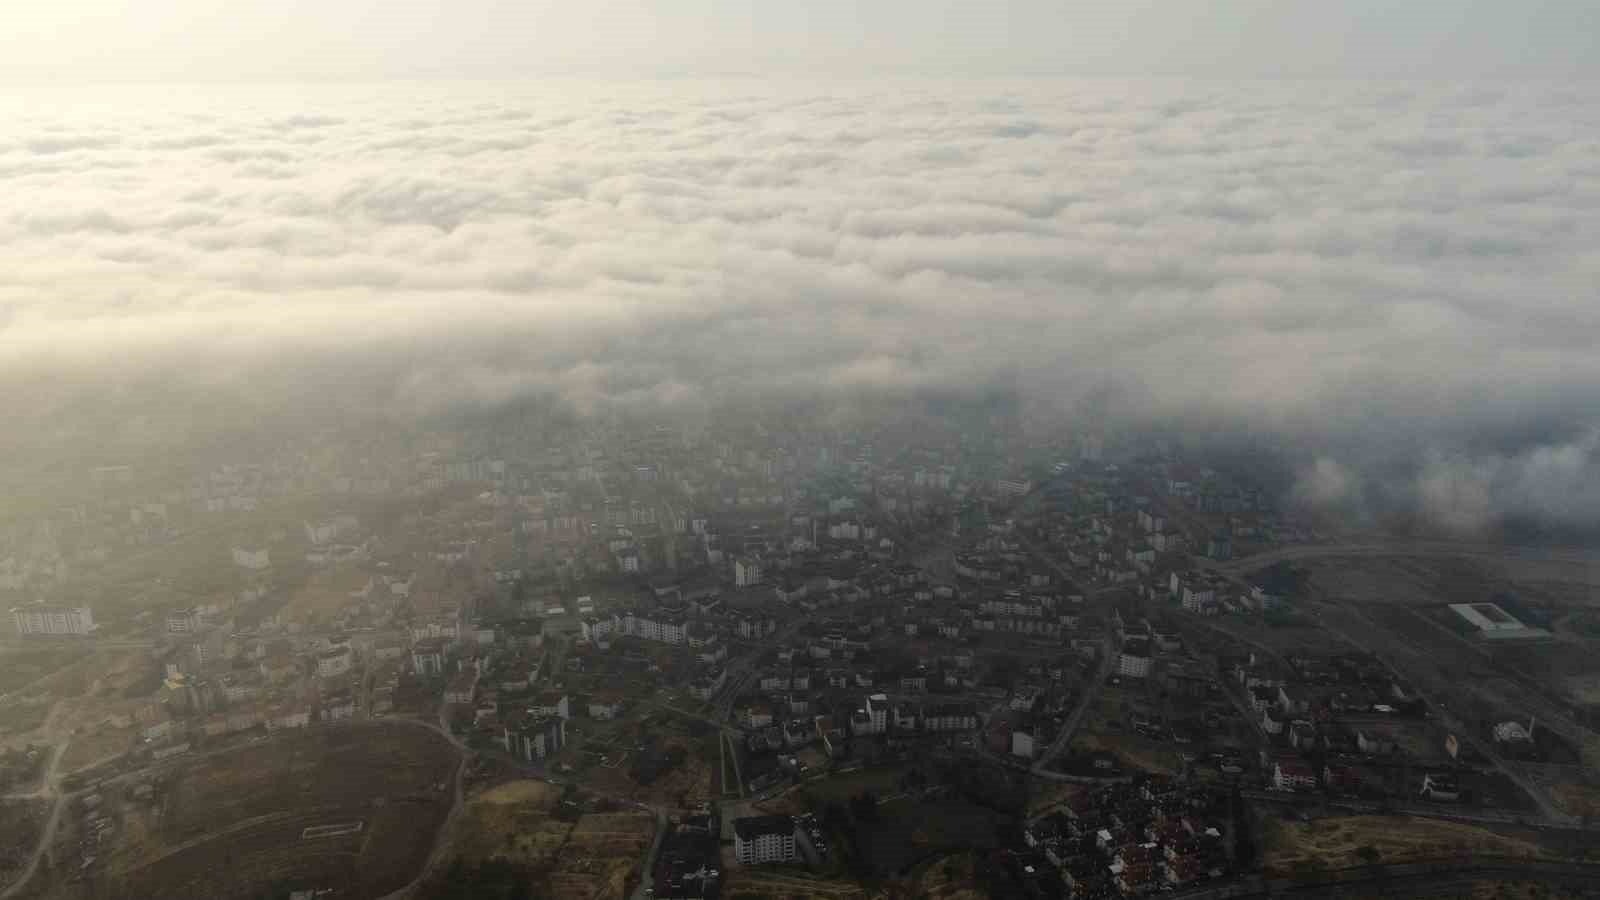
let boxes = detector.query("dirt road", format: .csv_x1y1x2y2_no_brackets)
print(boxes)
1,742,68,899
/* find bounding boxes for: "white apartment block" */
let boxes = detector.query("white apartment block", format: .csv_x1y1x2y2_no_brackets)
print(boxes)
864,694,889,735
1117,651,1153,679
734,816,798,865
620,611,686,645
316,647,354,678
735,555,765,587
11,605,95,636
231,547,271,571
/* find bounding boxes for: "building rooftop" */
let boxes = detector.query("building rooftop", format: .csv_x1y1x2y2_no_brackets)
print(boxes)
733,814,794,841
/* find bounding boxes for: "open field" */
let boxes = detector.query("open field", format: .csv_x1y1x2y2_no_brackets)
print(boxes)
57,727,134,774
0,702,52,740
718,851,868,900
578,733,715,810
0,799,49,891
905,851,988,900
447,780,653,900
94,723,457,899
551,812,655,900
1205,615,1349,658
1263,815,1548,875
0,646,88,697
1025,781,1087,818
1070,732,1181,776
1546,779,1600,820
452,780,563,864
798,766,908,808
278,565,371,624
1465,881,1600,900
853,796,1009,878
1302,556,1552,612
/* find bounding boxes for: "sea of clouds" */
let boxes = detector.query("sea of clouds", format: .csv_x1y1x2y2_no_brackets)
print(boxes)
2,79,1597,530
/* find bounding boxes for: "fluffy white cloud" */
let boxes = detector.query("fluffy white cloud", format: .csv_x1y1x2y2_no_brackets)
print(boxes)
2,79,1598,523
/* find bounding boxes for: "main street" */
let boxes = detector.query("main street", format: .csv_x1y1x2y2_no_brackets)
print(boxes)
1199,540,1600,580
1032,635,1114,774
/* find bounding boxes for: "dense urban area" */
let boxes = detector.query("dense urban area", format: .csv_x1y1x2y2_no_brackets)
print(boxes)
5,410,1600,900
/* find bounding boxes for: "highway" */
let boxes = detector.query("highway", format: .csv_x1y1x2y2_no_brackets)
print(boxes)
1198,540,1600,579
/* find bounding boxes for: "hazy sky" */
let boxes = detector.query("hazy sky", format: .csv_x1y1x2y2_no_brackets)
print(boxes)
2,1,1598,82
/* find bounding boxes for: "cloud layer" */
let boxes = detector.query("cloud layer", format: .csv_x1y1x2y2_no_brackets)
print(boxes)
2,79,1598,527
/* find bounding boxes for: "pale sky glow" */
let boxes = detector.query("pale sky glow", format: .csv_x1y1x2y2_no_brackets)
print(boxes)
1,1,1597,82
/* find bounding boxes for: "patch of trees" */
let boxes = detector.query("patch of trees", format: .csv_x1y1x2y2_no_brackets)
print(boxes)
0,746,46,792
419,859,543,900
630,743,685,785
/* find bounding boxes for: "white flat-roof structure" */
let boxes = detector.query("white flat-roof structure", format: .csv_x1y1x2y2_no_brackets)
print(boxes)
1448,602,1551,641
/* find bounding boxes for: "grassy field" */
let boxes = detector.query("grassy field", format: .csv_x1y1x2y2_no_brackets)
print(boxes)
448,780,653,900
717,850,869,900
1466,881,1600,900
58,726,135,774
852,796,1008,878
1025,781,1087,818
0,799,49,892
1071,732,1181,776
102,723,458,899
1546,779,1600,820
0,646,88,696
904,852,989,900
278,565,371,624
0,701,52,740
1305,558,1490,609
453,780,564,864
552,812,656,900
1263,815,1548,875
578,733,715,810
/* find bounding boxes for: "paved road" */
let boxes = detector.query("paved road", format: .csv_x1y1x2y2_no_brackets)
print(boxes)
1004,526,1117,773
1200,540,1600,579
628,808,669,900
1032,636,1114,774
1242,788,1582,830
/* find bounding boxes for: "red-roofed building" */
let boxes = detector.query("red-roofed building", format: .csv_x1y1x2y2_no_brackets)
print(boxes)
1273,758,1317,792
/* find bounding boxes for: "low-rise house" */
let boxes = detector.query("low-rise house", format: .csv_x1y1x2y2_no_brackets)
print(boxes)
1420,772,1461,802
1356,728,1396,756
588,696,623,720
411,639,446,677
1272,758,1316,792
741,704,774,731
529,691,570,720
445,673,476,705
321,692,356,722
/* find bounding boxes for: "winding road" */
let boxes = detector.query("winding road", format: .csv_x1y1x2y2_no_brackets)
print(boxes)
1,742,68,900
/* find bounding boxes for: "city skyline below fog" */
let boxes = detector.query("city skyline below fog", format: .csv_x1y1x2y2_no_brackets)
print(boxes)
1,3,1599,536
3,76,1599,535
